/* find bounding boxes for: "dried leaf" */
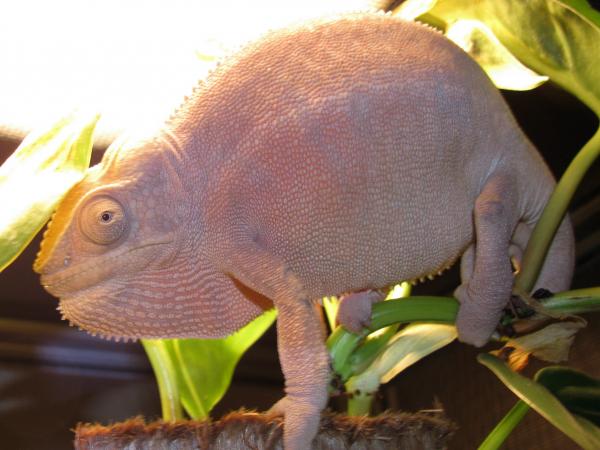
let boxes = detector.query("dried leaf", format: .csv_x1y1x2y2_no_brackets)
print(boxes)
494,321,585,371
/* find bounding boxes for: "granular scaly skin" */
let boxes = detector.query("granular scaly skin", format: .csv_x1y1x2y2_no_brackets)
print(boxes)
34,13,574,450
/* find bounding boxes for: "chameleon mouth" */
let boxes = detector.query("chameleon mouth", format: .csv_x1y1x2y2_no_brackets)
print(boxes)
39,239,174,298
33,176,96,274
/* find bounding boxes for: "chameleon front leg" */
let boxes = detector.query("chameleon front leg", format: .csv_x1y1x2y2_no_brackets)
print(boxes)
221,240,329,449
455,174,519,347
270,298,330,449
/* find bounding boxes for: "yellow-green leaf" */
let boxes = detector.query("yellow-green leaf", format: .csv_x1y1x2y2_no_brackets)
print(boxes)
345,322,456,415
421,0,600,116
445,19,549,90
164,309,276,419
346,323,456,396
375,323,456,385
0,113,98,272
395,0,439,20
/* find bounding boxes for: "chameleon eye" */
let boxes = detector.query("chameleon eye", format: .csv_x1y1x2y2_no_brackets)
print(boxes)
79,196,128,245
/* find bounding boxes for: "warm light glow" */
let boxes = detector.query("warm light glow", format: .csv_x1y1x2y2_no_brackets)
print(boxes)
386,282,411,300
445,19,548,91
365,282,411,339
0,0,372,146
378,323,457,383
394,0,438,20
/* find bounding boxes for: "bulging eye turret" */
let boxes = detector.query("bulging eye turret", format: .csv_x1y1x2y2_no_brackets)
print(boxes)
79,196,128,245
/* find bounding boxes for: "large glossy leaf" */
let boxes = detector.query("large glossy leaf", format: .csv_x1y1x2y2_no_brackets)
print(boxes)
420,0,600,116
559,0,600,27
164,310,277,419
0,114,98,272
478,353,600,449
444,19,549,90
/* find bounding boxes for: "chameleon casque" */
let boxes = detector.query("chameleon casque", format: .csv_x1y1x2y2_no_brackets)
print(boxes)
34,13,574,449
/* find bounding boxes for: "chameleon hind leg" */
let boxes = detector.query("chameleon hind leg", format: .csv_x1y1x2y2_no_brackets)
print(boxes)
454,173,520,347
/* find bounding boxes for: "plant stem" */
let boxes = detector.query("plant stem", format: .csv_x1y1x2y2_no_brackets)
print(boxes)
347,283,413,375
345,372,379,416
542,287,600,314
347,390,375,416
327,296,458,381
349,326,398,375
479,400,530,450
515,127,600,293
369,296,458,330
142,339,183,421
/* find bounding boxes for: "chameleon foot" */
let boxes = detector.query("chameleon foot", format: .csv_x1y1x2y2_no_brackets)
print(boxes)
336,290,383,334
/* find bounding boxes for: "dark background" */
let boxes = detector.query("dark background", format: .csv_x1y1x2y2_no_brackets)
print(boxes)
0,80,599,450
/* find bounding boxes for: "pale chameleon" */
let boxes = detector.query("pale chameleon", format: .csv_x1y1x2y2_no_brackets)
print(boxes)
34,13,574,449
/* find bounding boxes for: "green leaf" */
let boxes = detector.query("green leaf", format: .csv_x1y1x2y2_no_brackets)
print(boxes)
422,0,600,116
370,323,457,384
340,283,412,374
478,353,600,449
167,310,276,419
408,0,600,292
555,387,600,426
348,325,397,376
536,366,600,426
444,19,549,90
384,282,412,300
0,113,98,272
328,296,458,381
559,0,600,28
345,323,456,415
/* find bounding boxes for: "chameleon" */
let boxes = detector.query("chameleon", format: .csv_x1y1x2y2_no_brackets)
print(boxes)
33,12,574,449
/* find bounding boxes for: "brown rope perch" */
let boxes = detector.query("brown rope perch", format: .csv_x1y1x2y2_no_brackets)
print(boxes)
74,410,455,449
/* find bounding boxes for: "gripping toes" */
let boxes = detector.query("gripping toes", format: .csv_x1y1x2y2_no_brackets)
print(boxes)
336,290,383,334
455,174,518,347
269,395,323,450
454,284,507,347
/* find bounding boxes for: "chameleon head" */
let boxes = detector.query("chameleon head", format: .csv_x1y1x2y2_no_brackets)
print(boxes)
34,138,193,340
